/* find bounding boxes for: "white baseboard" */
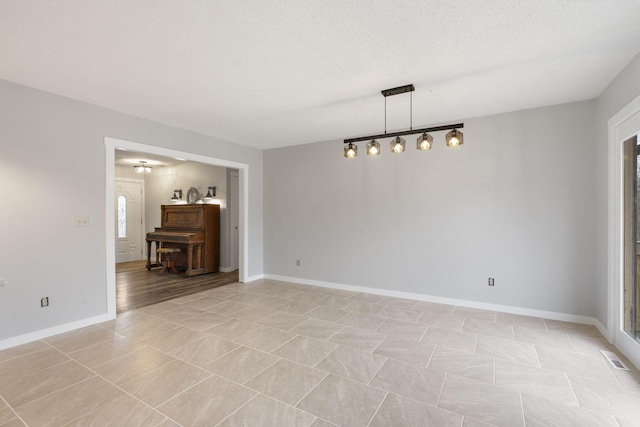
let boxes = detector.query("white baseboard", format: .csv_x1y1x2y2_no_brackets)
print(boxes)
244,273,265,283
219,266,236,273
264,274,603,327
0,313,115,351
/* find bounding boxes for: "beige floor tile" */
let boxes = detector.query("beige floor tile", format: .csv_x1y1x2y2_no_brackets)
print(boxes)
369,392,463,427
43,325,117,354
315,345,387,383
170,292,211,304
0,399,16,424
463,418,497,427
314,295,355,309
309,418,339,427
120,359,211,407
346,300,386,315
375,319,427,340
350,292,387,304
543,319,602,337
476,334,539,367
155,418,182,427
536,346,618,383
117,318,181,342
13,376,125,426
137,301,182,315
276,300,318,315
291,319,344,340
232,306,279,322
514,326,576,351
453,307,497,322
204,300,252,315
207,346,279,383
322,289,358,299
522,393,619,427
257,311,308,330
421,326,476,353
225,292,269,305
417,312,465,331
306,306,349,322
379,296,418,309
167,334,239,369
496,313,547,330
142,326,207,353
92,347,175,385
370,358,446,405
68,334,146,367
179,295,226,310
0,360,94,407
65,394,167,426
463,318,514,340
233,326,295,352
438,374,524,427
251,295,291,309
328,327,387,352
0,418,25,427
569,374,640,419
569,334,617,356
174,311,231,331
378,306,422,323
245,359,328,405
428,346,494,384
157,375,256,427
287,291,325,304
374,335,435,365
100,310,155,332
271,335,337,366
218,394,316,427
297,374,386,427
152,305,206,322
413,301,456,315
0,347,69,380
0,340,49,363
203,318,260,340
336,312,386,331
495,359,577,405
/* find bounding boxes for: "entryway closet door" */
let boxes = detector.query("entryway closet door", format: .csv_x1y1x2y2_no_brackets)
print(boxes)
115,179,144,263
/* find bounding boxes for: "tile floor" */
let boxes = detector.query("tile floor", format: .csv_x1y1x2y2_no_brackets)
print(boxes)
1,279,640,426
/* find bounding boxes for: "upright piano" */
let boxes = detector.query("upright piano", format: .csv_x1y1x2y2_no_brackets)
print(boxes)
146,204,220,276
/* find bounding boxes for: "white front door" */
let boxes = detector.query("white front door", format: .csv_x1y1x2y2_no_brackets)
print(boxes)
229,170,240,271
115,179,144,263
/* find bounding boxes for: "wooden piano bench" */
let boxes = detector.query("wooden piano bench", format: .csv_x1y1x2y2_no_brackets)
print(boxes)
157,247,182,275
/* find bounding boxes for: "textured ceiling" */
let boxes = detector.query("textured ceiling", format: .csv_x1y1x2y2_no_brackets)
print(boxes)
2,1,640,149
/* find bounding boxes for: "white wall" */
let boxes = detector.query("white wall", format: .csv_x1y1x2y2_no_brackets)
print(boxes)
264,100,598,317
0,80,263,343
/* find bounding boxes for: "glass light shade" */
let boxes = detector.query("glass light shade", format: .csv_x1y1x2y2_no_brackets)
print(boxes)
344,143,358,158
366,140,381,156
446,129,464,148
390,136,406,153
134,162,152,174
416,133,433,151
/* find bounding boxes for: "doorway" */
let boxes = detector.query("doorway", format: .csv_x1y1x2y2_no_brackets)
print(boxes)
623,136,640,343
229,169,240,271
115,179,144,263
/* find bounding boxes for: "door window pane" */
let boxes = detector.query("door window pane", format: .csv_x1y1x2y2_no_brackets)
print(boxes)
117,195,127,238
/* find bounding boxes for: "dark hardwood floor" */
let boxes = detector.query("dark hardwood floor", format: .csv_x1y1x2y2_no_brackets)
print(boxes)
116,260,239,314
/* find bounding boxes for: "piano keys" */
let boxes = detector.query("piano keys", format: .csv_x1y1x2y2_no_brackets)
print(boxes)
146,204,220,277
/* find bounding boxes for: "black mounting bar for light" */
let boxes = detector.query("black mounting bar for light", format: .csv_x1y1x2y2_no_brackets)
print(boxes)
343,83,464,145
344,123,464,144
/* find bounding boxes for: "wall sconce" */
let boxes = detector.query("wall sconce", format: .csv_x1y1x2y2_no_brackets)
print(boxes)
204,186,216,199
134,161,152,174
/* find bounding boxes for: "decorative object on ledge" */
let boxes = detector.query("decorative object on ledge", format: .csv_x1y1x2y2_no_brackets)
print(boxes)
171,189,184,204
343,84,464,158
134,161,152,174
204,186,216,200
186,187,203,204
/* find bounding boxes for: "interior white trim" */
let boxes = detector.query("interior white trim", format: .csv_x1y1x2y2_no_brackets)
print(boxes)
105,137,251,319
263,274,607,334
0,313,113,351
607,93,640,370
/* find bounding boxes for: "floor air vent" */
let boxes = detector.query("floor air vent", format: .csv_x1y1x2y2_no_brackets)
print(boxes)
601,350,630,371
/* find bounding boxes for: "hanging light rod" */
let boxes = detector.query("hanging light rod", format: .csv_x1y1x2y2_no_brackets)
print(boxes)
344,123,464,144
381,84,415,97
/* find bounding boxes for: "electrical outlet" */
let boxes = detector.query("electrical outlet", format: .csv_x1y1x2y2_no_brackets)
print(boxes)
296,260,301,266
74,216,89,227
40,297,49,307
488,278,495,287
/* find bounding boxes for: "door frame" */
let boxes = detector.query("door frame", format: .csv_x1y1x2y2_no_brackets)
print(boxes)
114,178,146,262
105,137,250,318
228,169,240,271
608,92,640,369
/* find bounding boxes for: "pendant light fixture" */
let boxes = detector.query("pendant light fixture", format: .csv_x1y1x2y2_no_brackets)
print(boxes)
366,139,381,156
342,84,464,158
134,161,152,174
